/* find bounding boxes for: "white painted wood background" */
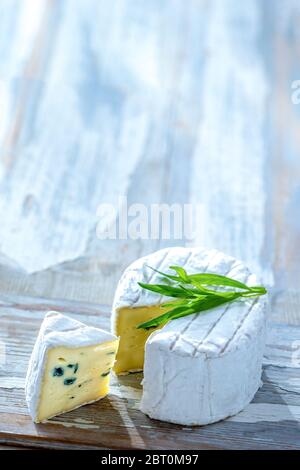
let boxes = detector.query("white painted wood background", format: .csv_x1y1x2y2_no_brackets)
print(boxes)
0,0,299,324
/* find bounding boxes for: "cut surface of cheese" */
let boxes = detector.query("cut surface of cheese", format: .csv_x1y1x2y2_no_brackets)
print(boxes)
113,305,170,374
25,312,119,423
112,246,267,425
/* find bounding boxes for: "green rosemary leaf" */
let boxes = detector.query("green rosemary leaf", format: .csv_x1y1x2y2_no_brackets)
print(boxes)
145,265,180,282
137,264,267,330
177,284,221,298
146,265,261,295
137,302,201,330
161,299,191,308
137,282,191,298
137,293,242,330
169,265,190,282
186,273,253,291
140,280,228,299
247,286,267,294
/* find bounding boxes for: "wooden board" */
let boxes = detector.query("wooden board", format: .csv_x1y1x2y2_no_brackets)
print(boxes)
0,295,299,450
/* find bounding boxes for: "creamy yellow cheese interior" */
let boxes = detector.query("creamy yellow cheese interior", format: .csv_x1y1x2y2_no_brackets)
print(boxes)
37,339,118,422
114,305,171,374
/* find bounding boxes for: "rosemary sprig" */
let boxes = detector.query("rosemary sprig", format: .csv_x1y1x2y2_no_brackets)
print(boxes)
137,265,267,330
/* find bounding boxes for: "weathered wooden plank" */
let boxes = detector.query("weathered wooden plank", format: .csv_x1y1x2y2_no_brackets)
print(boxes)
0,0,209,303
0,444,32,450
190,0,269,284
0,0,208,276
261,0,300,325
0,295,299,450
0,0,154,272
0,0,299,328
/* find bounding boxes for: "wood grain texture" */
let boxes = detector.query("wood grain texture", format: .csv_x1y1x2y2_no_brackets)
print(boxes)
0,0,299,323
0,444,32,450
262,0,300,324
191,0,268,283
0,295,299,450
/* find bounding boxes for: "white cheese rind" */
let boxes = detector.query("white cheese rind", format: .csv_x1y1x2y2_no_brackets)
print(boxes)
25,312,117,422
141,301,265,425
112,246,267,425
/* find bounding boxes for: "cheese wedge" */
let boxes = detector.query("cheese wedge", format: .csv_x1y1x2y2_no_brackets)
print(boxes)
25,312,119,423
112,247,267,425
